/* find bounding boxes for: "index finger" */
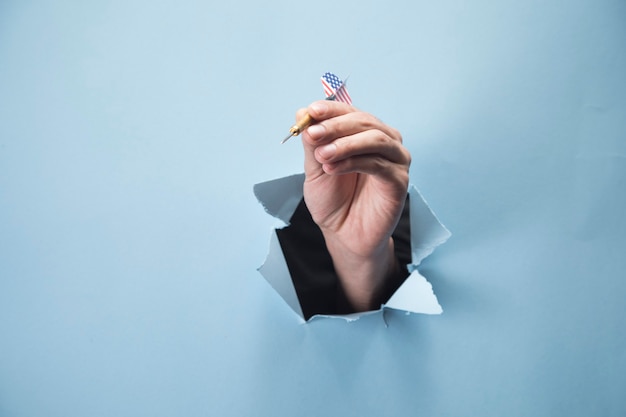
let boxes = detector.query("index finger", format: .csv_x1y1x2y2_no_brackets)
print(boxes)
306,100,358,123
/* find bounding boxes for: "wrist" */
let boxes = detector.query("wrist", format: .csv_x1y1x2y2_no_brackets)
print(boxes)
324,235,398,312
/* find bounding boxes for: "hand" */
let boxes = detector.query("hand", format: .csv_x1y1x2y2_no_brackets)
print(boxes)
298,100,411,311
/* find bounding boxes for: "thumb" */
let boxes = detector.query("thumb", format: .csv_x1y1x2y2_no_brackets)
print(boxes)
296,108,324,179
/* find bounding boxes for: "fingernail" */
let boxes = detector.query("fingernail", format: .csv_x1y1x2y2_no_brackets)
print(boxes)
317,143,336,159
307,124,326,139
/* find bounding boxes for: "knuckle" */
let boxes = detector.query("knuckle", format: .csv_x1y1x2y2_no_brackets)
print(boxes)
371,129,387,143
372,155,388,172
334,137,352,156
358,112,380,129
389,127,403,142
403,148,412,166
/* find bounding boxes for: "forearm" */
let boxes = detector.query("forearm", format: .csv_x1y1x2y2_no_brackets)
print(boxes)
324,235,401,312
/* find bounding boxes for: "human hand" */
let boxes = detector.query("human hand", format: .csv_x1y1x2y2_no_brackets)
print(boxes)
298,100,411,310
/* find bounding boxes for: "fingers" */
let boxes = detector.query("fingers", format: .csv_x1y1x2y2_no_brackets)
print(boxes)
297,100,410,185
306,100,357,123
315,135,411,179
314,130,410,166
301,100,402,146
297,101,408,175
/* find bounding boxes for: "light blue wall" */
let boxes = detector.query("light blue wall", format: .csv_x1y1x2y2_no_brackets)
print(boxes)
1,1,625,416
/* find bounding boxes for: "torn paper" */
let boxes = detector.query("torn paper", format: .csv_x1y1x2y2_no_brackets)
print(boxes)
254,174,451,322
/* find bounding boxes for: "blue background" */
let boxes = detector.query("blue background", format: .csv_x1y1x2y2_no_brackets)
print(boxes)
1,0,625,416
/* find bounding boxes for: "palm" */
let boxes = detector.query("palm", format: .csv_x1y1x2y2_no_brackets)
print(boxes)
303,170,406,259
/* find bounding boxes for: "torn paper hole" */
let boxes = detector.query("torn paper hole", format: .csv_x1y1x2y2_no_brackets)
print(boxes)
254,174,451,323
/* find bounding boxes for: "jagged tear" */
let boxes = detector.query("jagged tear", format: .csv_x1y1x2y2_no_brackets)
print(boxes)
254,174,451,322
